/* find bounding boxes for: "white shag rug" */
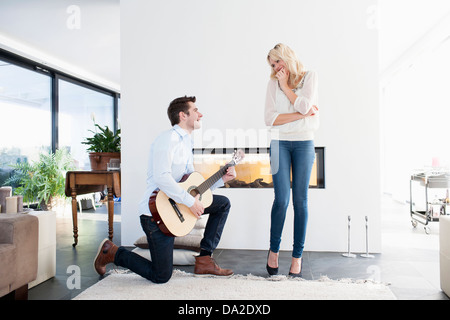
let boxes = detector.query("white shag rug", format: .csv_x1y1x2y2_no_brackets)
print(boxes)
74,270,396,300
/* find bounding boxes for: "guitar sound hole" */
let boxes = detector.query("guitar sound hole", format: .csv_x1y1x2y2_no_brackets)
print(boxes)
189,188,200,199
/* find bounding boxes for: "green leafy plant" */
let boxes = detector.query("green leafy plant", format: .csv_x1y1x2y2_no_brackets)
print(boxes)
3,149,75,209
82,123,121,153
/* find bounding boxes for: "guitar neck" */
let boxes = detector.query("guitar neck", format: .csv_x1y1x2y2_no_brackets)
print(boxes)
197,163,232,194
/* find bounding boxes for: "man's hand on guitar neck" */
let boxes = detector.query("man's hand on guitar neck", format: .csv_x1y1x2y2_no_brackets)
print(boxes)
189,194,204,219
222,167,237,184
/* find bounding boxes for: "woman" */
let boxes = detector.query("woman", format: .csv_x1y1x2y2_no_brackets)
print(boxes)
264,43,319,277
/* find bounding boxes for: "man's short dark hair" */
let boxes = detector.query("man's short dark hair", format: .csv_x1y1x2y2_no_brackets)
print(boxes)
167,96,196,126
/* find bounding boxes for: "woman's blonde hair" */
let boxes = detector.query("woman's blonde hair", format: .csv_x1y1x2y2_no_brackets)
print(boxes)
267,43,305,88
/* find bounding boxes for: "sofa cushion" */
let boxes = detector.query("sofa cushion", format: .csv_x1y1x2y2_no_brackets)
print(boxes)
134,215,207,252
0,244,17,291
134,233,203,252
0,213,39,294
132,247,197,265
0,216,15,244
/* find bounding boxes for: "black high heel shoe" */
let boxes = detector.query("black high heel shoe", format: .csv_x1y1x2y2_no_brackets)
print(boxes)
266,250,278,276
289,258,303,278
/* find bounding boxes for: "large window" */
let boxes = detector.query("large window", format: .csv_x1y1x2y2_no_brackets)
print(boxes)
58,78,115,170
0,58,51,185
0,50,119,185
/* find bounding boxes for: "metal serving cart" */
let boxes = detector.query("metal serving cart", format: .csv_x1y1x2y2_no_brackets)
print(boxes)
410,171,450,234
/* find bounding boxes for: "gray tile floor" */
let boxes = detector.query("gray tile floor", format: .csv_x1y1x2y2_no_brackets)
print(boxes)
28,197,449,300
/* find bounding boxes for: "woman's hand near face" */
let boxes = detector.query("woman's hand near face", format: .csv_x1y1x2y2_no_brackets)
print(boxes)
276,68,289,89
276,67,299,105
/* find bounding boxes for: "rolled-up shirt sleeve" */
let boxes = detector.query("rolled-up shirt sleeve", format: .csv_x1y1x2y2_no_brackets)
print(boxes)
293,71,318,115
264,80,280,126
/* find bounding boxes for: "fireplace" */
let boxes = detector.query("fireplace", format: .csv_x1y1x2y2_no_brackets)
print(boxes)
193,147,325,189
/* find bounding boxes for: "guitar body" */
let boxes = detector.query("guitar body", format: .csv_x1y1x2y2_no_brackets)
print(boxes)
149,172,213,237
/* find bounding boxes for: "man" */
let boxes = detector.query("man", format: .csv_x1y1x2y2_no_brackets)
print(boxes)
94,96,236,283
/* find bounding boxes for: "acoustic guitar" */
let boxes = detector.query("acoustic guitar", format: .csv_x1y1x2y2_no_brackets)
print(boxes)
148,149,245,237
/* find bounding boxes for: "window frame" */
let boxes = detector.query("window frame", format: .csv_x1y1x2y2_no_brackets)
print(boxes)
0,48,120,154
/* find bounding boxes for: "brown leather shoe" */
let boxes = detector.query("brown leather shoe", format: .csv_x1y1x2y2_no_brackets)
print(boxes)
194,255,233,277
94,239,118,276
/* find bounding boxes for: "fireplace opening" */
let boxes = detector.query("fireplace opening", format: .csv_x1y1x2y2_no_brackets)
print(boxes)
193,147,325,189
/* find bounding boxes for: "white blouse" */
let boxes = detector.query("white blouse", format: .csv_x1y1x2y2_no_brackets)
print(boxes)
264,70,319,141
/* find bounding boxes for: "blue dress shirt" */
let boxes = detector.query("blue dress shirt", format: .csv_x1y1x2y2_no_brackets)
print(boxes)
138,125,224,215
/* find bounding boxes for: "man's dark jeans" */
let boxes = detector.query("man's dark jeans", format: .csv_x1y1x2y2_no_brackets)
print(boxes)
114,195,231,283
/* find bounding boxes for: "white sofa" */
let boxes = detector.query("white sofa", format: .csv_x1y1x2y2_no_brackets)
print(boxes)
28,211,56,288
440,215,450,297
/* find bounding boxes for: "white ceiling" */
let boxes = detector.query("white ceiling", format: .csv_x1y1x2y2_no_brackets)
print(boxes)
379,0,450,72
0,0,120,92
0,0,449,94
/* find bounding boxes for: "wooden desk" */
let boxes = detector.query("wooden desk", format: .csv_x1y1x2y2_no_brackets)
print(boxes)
65,171,121,247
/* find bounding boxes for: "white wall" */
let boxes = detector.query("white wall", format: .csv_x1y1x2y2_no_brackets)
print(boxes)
121,0,381,253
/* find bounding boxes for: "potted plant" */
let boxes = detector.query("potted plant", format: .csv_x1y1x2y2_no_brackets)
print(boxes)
3,148,75,210
82,122,121,171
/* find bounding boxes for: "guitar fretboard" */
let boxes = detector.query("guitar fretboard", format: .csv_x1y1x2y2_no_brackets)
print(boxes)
197,163,232,194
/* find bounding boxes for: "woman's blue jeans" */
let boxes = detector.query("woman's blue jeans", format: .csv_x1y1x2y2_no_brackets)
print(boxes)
114,195,230,283
269,140,315,258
